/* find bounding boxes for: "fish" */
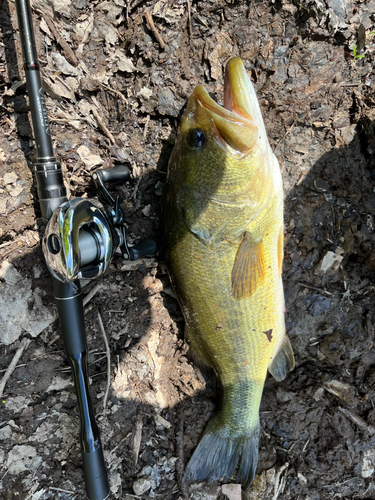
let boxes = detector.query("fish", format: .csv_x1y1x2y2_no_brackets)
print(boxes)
162,57,295,489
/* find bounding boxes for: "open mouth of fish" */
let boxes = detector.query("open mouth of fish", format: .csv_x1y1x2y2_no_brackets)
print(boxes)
190,57,264,154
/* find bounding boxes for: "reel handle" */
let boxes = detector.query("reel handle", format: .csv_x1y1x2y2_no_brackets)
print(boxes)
128,238,158,261
93,165,130,185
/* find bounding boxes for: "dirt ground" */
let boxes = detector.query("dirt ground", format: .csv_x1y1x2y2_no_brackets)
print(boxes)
1,0,375,499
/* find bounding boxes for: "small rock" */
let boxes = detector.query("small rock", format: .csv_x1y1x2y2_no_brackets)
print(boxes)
298,472,308,484
141,205,152,217
243,469,275,499
137,87,153,99
0,425,13,440
3,172,18,185
314,179,330,192
8,185,23,197
155,181,164,196
4,395,32,412
319,250,343,274
309,295,331,316
0,261,22,285
362,449,375,478
133,477,152,496
313,387,325,402
157,88,182,117
187,483,221,500
7,445,40,474
110,471,122,494
0,277,55,345
222,483,241,499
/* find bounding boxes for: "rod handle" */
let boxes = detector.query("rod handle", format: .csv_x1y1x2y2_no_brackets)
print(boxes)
82,446,110,500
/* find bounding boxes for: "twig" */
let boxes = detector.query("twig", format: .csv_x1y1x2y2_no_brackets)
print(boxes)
339,407,375,435
0,241,14,249
44,16,79,66
132,413,143,465
0,363,26,373
97,311,111,412
132,176,142,200
100,83,128,105
186,0,194,52
273,462,289,500
143,114,150,138
120,257,158,272
0,338,31,398
177,409,189,500
274,119,297,153
109,431,132,460
2,246,20,259
91,107,117,145
302,438,310,453
49,118,83,125
340,82,361,87
297,281,333,296
49,486,75,494
83,283,103,307
143,10,166,49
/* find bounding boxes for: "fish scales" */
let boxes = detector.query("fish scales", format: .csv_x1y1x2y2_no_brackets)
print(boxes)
163,57,295,489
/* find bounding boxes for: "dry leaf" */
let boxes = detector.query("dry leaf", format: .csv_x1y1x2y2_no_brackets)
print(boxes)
115,51,139,73
52,53,80,76
77,145,104,169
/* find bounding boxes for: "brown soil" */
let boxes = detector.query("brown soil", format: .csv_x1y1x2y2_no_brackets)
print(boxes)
1,1,375,499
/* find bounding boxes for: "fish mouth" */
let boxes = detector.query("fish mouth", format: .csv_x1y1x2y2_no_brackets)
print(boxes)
190,58,260,154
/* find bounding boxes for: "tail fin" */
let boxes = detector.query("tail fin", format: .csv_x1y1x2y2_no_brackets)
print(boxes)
183,414,260,489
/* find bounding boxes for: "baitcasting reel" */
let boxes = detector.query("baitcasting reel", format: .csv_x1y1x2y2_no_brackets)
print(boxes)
42,165,157,282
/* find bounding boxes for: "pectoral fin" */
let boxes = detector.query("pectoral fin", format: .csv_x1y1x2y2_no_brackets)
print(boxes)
268,335,295,381
231,233,266,299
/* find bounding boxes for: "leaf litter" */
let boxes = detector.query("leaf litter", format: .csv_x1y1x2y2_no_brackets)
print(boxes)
0,0,375,499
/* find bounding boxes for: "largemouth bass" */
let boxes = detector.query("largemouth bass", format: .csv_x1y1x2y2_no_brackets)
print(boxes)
162,57,295,489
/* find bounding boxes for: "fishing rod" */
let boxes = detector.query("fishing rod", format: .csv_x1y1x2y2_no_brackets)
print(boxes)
14,0,157,498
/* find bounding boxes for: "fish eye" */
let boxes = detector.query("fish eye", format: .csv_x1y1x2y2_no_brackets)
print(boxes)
186,128,205,149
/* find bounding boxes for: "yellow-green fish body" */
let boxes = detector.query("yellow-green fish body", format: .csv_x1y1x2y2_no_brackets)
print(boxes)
163,58,294,489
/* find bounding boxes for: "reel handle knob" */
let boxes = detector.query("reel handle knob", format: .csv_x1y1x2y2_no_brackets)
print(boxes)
93,165,130,185
128,238,158,261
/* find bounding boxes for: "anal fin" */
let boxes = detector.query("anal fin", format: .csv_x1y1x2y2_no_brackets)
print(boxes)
232,233,265,300
268,335,295,381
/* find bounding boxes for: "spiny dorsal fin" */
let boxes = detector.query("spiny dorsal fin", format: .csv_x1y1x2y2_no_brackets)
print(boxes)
268,335,295,381
231,233,266,300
